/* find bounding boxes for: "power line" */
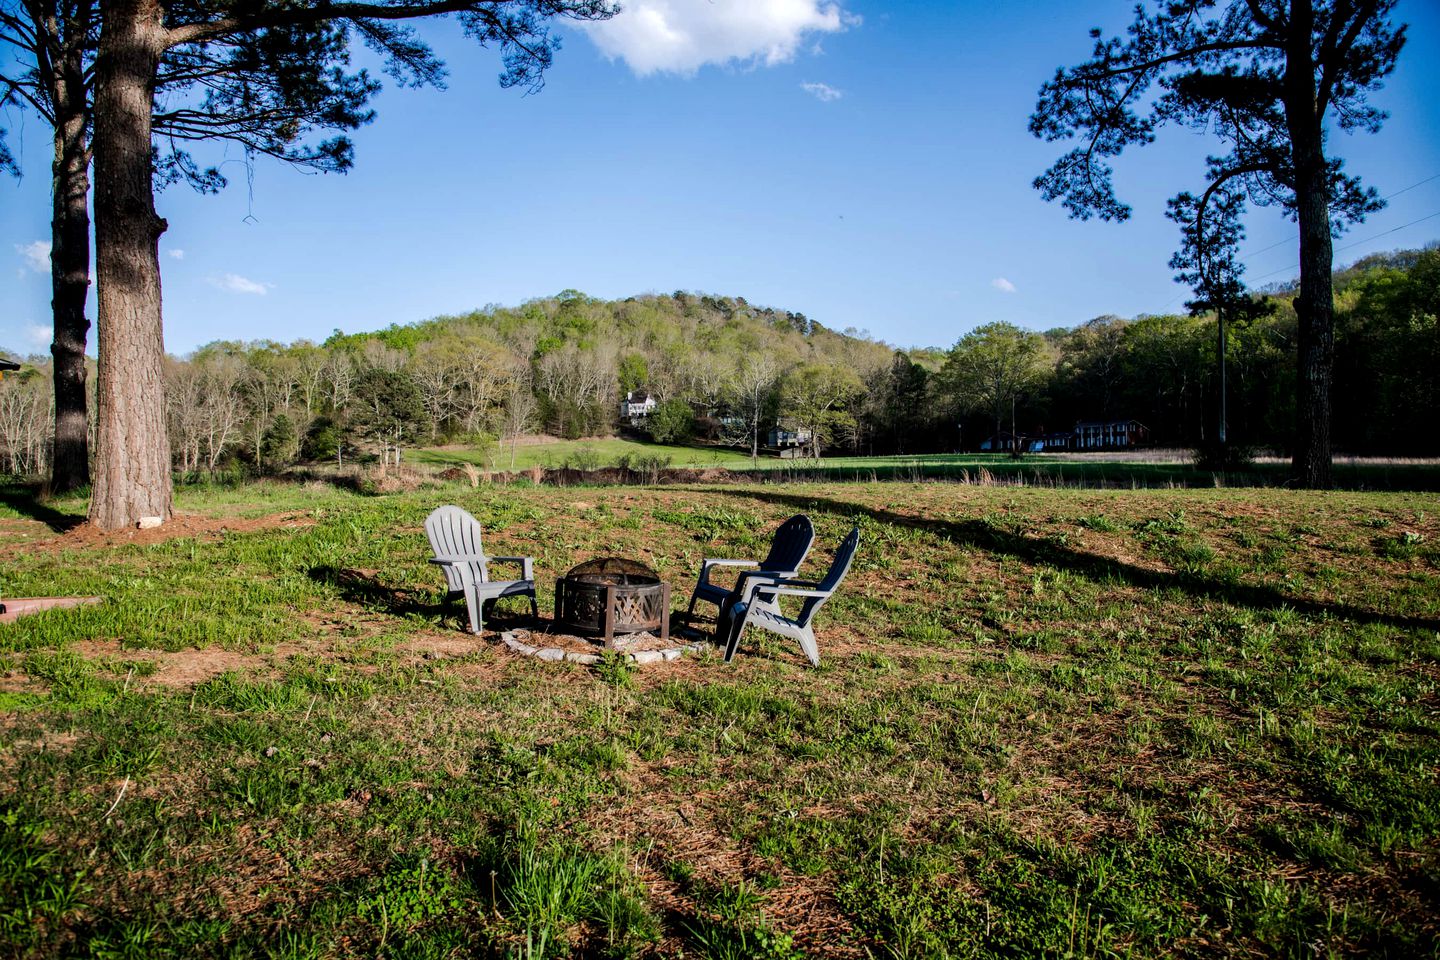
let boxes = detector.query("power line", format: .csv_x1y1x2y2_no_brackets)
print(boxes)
1333,208,1440,255
1238,171,1440,265
1151,174,1440,309
1381,171,1440,202
1246,208,1440,285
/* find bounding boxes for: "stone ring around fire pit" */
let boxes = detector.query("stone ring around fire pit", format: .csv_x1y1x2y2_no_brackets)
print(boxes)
499,628,710,666
499,556,710,665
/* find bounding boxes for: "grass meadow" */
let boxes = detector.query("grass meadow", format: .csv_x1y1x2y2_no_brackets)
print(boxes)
409,440,1440,491
1,476,1438,958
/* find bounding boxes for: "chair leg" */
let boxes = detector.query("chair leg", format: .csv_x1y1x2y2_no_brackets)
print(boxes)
529,592,539,621
723,603,749,663
465,585,483,635
796,626,820,667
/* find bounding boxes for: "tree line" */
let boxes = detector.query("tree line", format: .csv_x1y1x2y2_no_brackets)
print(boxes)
3,247,1435,478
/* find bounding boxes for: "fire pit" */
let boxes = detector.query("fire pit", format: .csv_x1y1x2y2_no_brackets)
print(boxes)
555,557,670,646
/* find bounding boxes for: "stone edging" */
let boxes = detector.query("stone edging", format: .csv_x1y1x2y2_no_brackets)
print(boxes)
499,630,710,665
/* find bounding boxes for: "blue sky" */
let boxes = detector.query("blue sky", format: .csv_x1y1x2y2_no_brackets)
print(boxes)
3,0,1438,357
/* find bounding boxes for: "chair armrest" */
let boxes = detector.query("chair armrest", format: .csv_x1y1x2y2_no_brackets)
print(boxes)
430,557,479,588
769,586,831,599
737,576,820,604
489,556,535,580
429,556,485,565
696,558,757,588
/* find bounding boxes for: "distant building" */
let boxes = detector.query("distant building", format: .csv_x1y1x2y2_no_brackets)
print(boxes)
767,426,813,449
619,390,657,421
979,430,1025,452
980,420,1149,452
1072,419,1149,450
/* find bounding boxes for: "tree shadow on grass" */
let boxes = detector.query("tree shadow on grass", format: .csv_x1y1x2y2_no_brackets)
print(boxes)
307,565,450,620
705,487,1440,634
0,482,86,533
306,565,535,632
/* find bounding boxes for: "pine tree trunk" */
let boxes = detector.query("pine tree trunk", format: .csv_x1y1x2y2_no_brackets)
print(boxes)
1291,166,1334,488
49,70,92,494
1286,0,1333,489
90,0,172,529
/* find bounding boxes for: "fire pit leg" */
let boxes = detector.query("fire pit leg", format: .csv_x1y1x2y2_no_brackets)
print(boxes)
603,584,617,648
660,583,671,642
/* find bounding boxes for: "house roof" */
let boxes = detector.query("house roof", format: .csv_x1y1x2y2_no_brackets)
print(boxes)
0,357,20,372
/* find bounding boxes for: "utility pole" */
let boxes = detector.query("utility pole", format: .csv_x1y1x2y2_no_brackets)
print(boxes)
1218,305,1228,451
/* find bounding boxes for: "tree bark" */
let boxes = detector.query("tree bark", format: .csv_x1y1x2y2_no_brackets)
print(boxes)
90,0,172,529
1286,0,1334,489
48,29,94,494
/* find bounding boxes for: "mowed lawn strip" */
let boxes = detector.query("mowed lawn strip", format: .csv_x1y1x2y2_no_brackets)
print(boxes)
2,480,1438,958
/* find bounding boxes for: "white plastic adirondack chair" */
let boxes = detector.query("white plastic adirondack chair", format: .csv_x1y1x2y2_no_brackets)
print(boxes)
687,514,814,622
722,526,860,667
425,505,537,635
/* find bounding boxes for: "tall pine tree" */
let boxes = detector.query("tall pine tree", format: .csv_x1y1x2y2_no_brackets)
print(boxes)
1031,0,1406,487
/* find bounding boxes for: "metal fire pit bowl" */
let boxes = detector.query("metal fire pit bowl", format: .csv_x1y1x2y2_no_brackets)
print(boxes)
555,557,670,646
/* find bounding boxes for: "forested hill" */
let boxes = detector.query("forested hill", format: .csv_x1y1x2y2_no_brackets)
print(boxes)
320,289,897,440
327,290,896,387
326,290,883,358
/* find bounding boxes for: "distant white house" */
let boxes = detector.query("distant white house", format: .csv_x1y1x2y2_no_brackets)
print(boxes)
620,390,657,421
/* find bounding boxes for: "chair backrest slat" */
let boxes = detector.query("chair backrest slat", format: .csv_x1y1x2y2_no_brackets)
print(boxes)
760,514,814,574
797,526,861,626
425,505,490,588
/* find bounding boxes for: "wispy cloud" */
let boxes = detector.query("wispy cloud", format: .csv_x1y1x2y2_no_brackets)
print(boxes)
801,81,843,102
168,249,186,260
209,273,271,296
16,241,51,274
991,277,1017,294
583,1,857,76
26,323,51,347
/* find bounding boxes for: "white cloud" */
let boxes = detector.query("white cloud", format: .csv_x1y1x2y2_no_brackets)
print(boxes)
16,241,51,274
583,1,857,76
210,273,271,296
991,277,1017,294
26,323,51,347
801,81,843,101
168,249,186,260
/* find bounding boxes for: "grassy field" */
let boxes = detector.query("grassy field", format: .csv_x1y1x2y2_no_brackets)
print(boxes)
2,477,1438,958
408,438,757,472
409,440,1440,491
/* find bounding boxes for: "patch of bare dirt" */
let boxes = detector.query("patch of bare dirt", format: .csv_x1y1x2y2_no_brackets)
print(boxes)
393,633,490,660
67,638,315,688
16,510,315,554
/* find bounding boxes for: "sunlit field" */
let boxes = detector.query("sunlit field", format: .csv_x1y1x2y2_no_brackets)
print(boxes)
2,477,1438,957
410,440,1440,491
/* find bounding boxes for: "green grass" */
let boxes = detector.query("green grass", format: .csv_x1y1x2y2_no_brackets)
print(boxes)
2,478,1438,957
407,440,1440,490
409,437,757,471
